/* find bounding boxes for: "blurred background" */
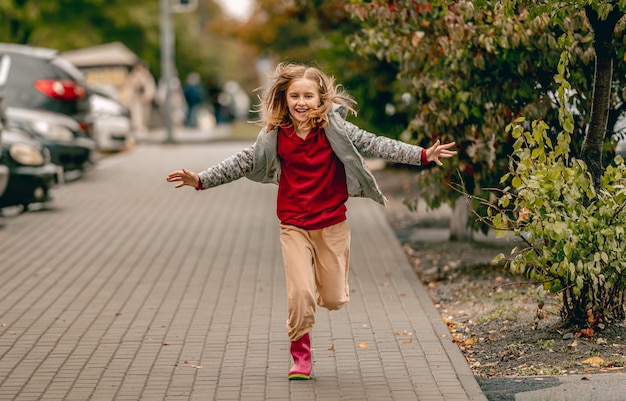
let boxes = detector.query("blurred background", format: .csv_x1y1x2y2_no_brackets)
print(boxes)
0,0,406,136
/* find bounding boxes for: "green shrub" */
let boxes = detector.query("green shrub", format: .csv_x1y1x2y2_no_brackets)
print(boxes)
490,118,626,327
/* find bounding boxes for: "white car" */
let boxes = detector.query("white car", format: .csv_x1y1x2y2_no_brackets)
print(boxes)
614,131,626,158
89,87,132,152
610,113,626,158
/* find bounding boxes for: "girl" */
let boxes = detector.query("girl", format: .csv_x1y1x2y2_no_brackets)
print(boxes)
166,62,457,380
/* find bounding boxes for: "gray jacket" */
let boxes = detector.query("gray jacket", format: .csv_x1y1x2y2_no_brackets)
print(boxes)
197,105,426,206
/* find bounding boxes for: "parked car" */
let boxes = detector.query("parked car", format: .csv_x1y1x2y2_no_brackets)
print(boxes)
0,127,9,199
4,107,95,181
0,131,6,224
0,43,92,135
89,85,132,151
611,121,626,159
0,128,60,210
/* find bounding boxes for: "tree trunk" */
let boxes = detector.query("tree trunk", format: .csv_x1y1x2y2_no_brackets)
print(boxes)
580,6,622,190
449,196,473,241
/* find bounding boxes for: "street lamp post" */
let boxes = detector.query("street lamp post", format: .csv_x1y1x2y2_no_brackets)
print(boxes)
160,0,175,143
160,0,198,143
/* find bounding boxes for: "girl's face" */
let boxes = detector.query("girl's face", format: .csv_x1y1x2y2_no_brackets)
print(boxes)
286,78,321,127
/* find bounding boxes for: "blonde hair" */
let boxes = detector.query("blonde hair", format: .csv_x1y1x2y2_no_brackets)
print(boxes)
254,62,356,132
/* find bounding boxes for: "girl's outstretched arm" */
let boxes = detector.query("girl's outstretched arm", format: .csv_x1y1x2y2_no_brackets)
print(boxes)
166,169,200,189
166,146,255,191
345,121,457,166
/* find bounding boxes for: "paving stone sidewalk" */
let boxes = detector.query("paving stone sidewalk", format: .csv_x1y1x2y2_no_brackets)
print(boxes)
0,141,487,401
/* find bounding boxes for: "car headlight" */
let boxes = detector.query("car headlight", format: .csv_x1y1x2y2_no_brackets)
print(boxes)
31,120,74,141
9,142,45,166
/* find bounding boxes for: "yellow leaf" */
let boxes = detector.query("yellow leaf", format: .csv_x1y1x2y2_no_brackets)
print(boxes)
327,344,334,351
582,357,604,367
517,207,531,222
358,342,368,348
401,338,413,344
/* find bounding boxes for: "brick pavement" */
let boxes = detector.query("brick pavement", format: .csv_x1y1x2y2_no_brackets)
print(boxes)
0,140,487,401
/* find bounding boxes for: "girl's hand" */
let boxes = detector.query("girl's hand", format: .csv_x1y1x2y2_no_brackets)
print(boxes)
425,140,457,166
166,169,200,189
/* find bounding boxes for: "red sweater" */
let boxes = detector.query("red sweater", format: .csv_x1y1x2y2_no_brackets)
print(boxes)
276,126,348,230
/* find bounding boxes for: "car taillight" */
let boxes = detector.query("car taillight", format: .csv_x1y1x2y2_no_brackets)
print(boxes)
34,79,86,101
78,121,91,134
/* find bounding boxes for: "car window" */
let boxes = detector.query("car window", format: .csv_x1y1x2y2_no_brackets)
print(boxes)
51,57,85,82
0,53,65,105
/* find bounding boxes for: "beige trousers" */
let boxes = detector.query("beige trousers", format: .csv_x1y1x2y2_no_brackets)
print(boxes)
280,221,351,341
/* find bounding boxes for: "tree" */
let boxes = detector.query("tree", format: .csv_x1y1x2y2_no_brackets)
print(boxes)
467,0,626,327
348,0,626,326
486,0,626,328
579,5,623,190
345,0,606,239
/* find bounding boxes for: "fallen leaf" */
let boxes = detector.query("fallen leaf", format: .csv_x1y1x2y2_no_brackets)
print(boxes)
327,344,334,351
163,342,170,346
358,342,368,348
190,365,204,369
578,328,595,338
401,338,413,344
582,357,604,367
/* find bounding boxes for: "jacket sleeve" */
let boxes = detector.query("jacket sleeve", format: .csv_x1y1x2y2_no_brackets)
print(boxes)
344,120,425,166
197,146,255,189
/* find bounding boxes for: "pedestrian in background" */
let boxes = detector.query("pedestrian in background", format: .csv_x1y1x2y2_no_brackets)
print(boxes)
125,61,156,134
183,72,205,127
166,62,457,380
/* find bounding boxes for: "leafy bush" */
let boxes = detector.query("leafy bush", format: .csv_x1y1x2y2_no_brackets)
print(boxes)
490,118,626,327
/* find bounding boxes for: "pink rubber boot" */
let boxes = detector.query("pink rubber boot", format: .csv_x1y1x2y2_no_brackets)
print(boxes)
288,332,312,380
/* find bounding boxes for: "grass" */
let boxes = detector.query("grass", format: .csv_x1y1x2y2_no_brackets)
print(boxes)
515,364,562,376
537,338,556,350
477,305,526,324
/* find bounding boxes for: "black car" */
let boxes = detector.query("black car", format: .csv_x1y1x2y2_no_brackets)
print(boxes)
0,43,92,135
5,107,95,180
0,127,60,210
